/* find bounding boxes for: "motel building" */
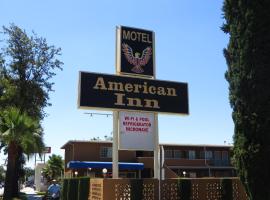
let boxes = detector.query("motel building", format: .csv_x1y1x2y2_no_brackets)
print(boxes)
61,140,236,179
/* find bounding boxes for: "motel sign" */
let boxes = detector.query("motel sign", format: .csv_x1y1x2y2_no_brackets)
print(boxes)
78,26,189,179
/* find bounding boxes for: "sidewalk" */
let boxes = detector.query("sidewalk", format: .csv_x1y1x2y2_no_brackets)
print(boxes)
0,187,44,200
0,188,3,196
21,187,43,200
21,187,36,194
26,194,44,200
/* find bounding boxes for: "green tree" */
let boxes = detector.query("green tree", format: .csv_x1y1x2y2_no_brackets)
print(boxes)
90,133,113,141
24,167,34,179
0,165,5,183
0,107,44,199
21,167,34,183
0,24,63,120
42,154,64,182
222,1,270,199
0,24,62,199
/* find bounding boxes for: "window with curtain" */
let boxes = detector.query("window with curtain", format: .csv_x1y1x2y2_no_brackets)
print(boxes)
164,149,173,158
100,147,112,158
189,150,196,159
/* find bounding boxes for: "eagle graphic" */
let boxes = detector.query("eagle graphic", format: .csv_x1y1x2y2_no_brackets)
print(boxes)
122,43,152,73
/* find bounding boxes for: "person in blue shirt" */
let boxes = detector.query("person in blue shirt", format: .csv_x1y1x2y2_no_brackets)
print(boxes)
47,179,61,200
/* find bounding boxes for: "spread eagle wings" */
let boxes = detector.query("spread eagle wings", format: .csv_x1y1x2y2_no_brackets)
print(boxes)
122,43,152,67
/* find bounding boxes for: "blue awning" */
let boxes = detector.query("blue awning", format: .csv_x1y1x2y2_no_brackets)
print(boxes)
67,161,144,170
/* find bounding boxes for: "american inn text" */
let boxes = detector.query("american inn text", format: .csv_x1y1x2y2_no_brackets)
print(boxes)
93,77,177,109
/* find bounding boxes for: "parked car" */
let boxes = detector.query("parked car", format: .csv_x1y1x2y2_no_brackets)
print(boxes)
24,180,35,189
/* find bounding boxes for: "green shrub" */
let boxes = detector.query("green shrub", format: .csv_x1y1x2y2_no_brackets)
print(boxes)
221,178,233,200
68,178,79,200
11,193,27,200
178,179,191,200
61,178,69,200
78,177,90,200
61,177,90,200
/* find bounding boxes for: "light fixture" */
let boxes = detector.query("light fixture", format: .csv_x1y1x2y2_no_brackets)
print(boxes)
102,168,107,174
183,171,186,177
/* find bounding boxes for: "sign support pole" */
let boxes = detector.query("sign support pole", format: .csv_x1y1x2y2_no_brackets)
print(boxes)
153,113,160,179
113,111,119,178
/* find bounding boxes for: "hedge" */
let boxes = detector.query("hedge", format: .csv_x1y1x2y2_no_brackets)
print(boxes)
178,179,191,200
221,178,233,200
68,178,79,200
61,178,69,200
61,177,90,200
78,177,90,200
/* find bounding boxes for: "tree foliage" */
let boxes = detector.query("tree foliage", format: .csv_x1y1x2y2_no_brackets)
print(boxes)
90,134,113,141
0,24,62,199
22,167,35,181
0,165,5,183
0,107,44,199
222,1,270,199
0,24,63,120
42,154,64,182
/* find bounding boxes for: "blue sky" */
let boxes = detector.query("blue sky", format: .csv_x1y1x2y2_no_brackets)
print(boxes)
1,0,233,167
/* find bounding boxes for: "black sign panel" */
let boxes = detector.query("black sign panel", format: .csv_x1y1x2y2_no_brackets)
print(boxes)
78,72,189,115
119,26,154,77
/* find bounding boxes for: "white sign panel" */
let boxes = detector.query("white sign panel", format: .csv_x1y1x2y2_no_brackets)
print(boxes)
119,111,154,151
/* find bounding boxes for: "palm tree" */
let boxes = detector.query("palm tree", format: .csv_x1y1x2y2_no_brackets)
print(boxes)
42,154,64,182
0,107,45,199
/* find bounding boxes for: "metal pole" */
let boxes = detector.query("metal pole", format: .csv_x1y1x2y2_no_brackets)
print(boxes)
160,145,165,180
154,113,160,179
113,111,119,178
153,113,160,200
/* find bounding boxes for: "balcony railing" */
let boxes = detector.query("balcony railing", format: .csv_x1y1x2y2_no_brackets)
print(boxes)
209,159,230,166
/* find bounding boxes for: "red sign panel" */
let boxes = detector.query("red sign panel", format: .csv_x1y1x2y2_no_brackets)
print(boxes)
43,147,51,154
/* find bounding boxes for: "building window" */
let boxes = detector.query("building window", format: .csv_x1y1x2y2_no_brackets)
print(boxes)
165,150,173,158
100,147,112,158
189,150,196,159
205,151,213,159
222,151,229,160
200,151,205,159
195,151,200,159
182,150,188,159
119,172,136,178
136,151,144,157
214,151,221,160
174,150,181,158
